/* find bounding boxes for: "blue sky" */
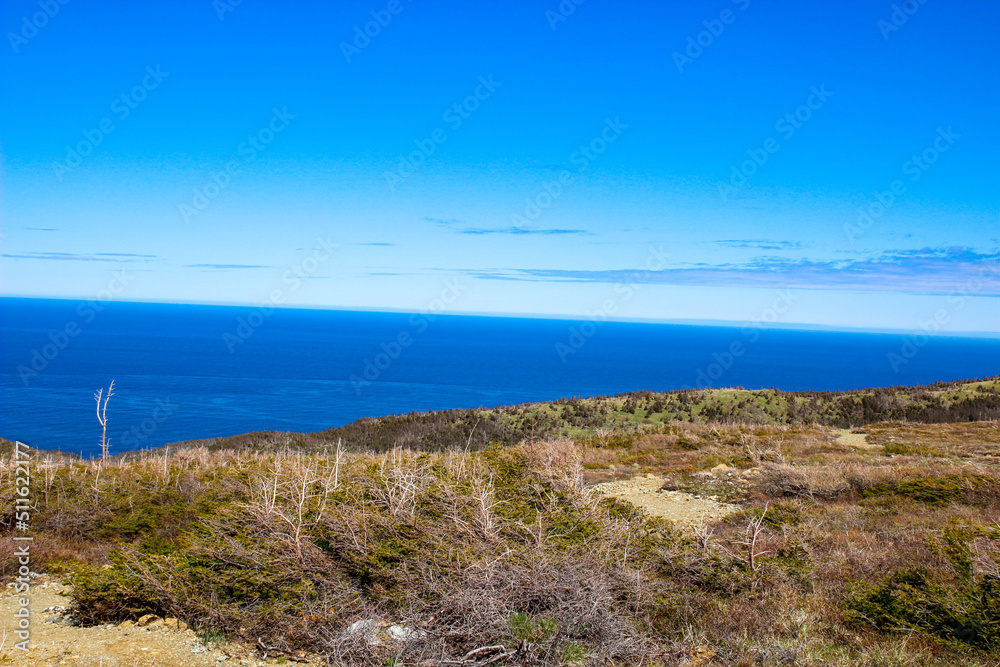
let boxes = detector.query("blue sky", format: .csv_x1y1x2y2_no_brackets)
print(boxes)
1,0,998,333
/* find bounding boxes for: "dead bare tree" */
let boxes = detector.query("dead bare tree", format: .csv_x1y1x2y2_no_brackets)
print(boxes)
742,503,770,571
94,380,115,462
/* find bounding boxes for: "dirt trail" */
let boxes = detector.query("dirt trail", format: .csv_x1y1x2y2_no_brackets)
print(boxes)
0,578,302,667
591,474,740,526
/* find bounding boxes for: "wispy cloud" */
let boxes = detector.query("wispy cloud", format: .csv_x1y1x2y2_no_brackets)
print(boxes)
423,217,464,227
423,216,589,236
468,247,1000,296
2,251,157,262
716,239,806,250
352,242,394,246
22,226,59,232
460,227,590,236
186,263,270,269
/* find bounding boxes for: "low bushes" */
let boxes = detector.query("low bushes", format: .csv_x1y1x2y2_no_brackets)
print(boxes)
844,529,1000,651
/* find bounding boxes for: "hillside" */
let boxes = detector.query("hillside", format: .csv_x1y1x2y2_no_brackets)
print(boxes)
2,379,999,666
159,377,1000,455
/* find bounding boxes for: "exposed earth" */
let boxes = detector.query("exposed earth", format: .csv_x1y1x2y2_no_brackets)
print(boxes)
0,578,318,667
591,473,740,526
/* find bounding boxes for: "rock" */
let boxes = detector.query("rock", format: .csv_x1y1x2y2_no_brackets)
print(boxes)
137,613,161,627
119,620,136,629
347,618,382,645
347,618,376,634
387,624,423,641
163,617,189,631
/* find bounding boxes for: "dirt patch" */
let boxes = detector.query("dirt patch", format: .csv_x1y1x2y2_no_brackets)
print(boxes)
591,474,740,526
0,578,312,667
833,429,878,449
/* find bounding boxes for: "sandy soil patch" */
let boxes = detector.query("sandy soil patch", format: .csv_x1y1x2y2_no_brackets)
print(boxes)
591,474,740,526
833,429,878,449
0,578,314,667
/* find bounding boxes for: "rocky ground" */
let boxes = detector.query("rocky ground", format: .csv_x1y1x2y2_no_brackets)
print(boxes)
0,578,321,667
591,472,740,526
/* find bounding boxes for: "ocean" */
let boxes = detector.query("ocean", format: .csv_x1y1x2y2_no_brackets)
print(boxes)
1,297,997,457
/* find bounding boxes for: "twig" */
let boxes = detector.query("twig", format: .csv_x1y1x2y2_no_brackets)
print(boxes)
257,637,308,662
465,417,481,452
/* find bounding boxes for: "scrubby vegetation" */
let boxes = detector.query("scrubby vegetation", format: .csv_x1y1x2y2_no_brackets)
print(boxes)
2,379,1000,665
158,377,1000,455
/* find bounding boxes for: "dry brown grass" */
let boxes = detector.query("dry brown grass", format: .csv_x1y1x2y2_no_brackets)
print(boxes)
3,420,1000,665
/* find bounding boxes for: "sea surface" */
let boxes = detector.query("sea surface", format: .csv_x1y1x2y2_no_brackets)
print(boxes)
1,297,998,457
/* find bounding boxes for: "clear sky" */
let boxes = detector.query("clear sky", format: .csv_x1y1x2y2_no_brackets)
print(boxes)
1,0,998,333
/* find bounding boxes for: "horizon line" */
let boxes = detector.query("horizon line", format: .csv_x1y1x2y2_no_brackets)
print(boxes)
1,293,998,339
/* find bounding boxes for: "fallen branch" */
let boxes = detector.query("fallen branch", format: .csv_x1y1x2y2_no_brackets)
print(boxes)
257,637,308,662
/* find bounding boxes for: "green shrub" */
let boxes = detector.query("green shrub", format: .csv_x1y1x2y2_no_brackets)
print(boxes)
507,612,558,642
863,474,990,505
844,568,1000,650
883,442,942,456
69,556,162,623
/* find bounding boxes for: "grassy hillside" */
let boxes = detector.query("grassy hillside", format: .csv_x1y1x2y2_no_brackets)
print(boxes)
2,380,999,665
157,376,1000,456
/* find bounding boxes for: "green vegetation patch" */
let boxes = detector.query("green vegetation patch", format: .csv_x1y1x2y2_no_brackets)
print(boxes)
862,474,994,505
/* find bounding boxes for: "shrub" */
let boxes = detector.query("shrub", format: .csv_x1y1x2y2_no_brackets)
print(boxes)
844,528,1000,651
844,568,1000,650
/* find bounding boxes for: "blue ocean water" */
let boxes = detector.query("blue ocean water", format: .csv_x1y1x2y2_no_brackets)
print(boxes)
1,297,998,457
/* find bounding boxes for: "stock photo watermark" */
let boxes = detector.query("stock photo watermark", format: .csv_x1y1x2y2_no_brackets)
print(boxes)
672,0,751,74
52,65,169,182
382,76,501,191
213,0,248,21
340,0,414,62
11,441,33,652
16,270,135,385
7,0,70,53
718,84,833,200
119,398,179,449
179,107,295,223
845,126,959,244
511,116,627,229
683,290,796,389
887,258,999,372
222,236,337,351
349,278,467,393
878,0,929,41
545,0,587,31
555,245,669,362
